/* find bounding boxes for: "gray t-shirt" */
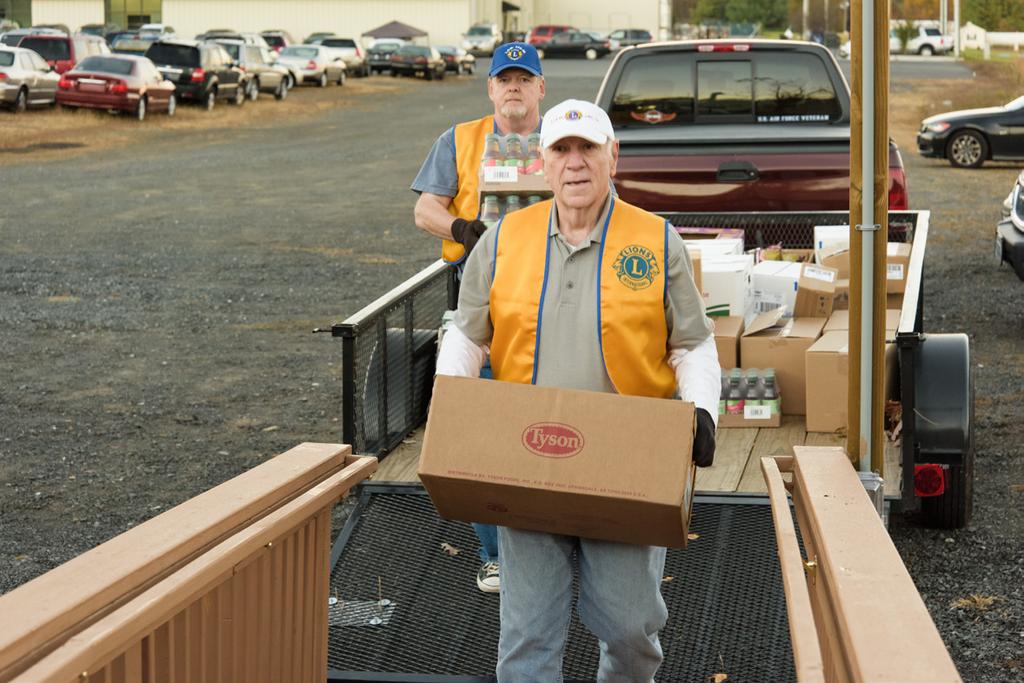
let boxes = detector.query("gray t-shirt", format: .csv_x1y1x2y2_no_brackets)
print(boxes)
454,195,713,393
411,126,460,198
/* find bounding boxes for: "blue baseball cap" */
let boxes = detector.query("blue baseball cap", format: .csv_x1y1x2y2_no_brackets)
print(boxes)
488,42,543,77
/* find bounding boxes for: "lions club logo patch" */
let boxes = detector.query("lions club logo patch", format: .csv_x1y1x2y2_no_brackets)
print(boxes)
613,245,659,290
564,110,583,121
505,45,526,61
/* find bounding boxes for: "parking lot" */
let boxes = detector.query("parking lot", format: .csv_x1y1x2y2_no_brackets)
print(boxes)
1,56,1022,679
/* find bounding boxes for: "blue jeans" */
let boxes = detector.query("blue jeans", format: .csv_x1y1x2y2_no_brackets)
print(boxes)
473,361,499,563
496,527,668,682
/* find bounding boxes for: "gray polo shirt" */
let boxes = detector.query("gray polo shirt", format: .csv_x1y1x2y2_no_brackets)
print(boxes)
454,194,713,393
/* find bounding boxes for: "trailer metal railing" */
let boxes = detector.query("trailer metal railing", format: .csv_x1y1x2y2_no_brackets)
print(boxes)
332,260,451,457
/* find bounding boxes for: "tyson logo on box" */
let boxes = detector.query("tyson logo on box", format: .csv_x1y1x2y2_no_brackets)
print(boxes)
522,423,585,458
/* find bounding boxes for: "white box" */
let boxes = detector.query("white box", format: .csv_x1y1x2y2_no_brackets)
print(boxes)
701,254,753,319
814,225,850,264
685,238,744,259
751,260,801,317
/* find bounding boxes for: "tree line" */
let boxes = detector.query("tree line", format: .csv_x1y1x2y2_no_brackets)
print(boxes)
680,0,1024,32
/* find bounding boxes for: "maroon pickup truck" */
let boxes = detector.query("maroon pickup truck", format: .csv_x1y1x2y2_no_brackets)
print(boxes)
595,39,909,211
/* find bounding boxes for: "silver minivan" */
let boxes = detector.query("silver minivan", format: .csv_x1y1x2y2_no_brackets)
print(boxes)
0,46,60,112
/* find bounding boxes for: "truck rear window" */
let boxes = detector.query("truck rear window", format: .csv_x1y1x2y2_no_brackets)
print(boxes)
610,51,842,127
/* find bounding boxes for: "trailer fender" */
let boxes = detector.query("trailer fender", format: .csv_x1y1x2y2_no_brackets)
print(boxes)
912,333,974,528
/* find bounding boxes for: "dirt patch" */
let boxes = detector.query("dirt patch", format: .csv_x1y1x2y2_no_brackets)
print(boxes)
0,76,417,163
890,57,1024,150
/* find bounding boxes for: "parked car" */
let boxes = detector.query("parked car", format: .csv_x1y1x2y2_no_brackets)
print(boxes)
917,95,1024,168
260,30,294,52
138,24,176,40
274,45,346,87
56,53,176,120
535,31,612,60
0,27,64,47
607,28,652,48
312,36,368,76
366,39,404,74
390,45,445,80
525,24,575,46
890,25,952,55
303,32,335,44
0,46,60,112
110,33,158,55
996,170,1024,280
214,39,290,100
144,39,245,109
79,23,121,41
17,33,110,74
461,23,501,56
198,30,269,49
436,45,475,75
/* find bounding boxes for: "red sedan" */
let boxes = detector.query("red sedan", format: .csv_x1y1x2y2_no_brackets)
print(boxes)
56,54,176,121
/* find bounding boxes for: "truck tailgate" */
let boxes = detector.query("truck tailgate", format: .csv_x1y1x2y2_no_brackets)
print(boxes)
614,143,851,212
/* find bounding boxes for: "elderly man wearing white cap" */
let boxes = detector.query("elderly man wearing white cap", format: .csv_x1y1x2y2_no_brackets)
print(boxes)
435,98,721,680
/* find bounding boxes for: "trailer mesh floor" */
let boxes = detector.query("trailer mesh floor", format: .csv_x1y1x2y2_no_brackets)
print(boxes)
327,485,795,682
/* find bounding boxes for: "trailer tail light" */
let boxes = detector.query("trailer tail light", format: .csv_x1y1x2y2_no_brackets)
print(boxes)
190,68,205,82
914,464,946,497
889,166,909,210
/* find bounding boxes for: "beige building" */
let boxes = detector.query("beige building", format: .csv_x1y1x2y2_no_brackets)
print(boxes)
6,0,666,46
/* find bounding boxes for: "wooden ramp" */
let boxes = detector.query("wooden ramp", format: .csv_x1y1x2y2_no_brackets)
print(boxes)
372,419,903,495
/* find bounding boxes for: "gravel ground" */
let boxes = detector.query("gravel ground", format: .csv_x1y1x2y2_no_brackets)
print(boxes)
1,60,1022,680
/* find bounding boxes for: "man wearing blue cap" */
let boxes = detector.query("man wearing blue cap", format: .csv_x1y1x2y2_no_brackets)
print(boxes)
411,42,545,594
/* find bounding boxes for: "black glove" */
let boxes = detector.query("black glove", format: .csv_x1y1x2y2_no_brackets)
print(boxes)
693,408,716,468
450,218,489,256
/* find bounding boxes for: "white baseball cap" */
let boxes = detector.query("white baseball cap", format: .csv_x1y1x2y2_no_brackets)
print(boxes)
540,99,615,150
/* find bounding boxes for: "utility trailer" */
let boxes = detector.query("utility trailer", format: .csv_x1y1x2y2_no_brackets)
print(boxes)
332,209,973,528
322,209,971,680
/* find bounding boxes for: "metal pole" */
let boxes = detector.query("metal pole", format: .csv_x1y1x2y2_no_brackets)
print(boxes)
954,0,961,57
803,0,810,40
940,0,946,38
858,0,875,473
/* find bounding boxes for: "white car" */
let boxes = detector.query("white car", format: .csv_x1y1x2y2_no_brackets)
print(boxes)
461,23,501,56
138,23,176,40
889,26,952,55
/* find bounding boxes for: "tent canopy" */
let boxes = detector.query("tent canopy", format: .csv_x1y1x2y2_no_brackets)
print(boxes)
361,20,428,40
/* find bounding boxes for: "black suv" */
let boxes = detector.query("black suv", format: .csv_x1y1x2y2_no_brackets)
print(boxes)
144,39,244,110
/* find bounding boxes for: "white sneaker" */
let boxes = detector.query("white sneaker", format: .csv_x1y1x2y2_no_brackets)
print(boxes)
476,561,500,593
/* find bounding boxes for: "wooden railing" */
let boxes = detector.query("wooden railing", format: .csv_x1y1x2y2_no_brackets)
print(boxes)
762,446,961,682
0,443,376,683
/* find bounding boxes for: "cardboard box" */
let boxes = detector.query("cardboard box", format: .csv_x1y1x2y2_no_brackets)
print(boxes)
755,247,814,263
478,166,553,199
815,224,850,267
676,226,745,242
713,316,744,369
886,242,911,294
685,238,744,259
690,248,702,294
419,376,698,548
701,254,753,318
823,309,901,338
834,278,849,310
794,263,838,318
751,260,801,317
820,247,850,279
740,308,825,415
718,408,782,428
805,332,900,433
805,331,849,432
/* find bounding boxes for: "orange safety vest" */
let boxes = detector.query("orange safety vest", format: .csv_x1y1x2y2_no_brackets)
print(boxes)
489,197,677,398
444,115,495,264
